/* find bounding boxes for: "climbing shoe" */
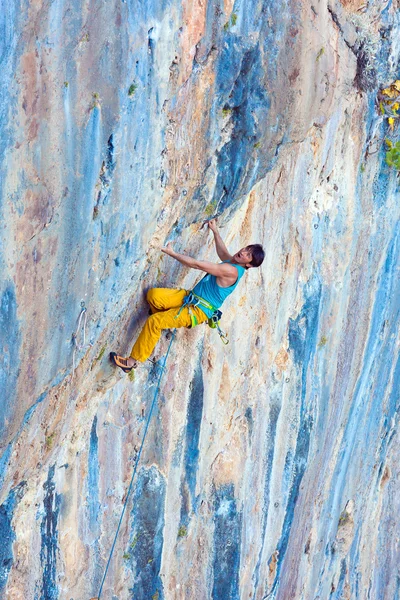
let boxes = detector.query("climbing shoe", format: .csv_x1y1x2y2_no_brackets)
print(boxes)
109,352,137,373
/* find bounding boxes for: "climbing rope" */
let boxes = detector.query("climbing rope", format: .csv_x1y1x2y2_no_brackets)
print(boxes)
96,330,176,600
72,301,88,376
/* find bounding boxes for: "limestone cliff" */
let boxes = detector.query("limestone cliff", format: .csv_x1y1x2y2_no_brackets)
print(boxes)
0,0,399,599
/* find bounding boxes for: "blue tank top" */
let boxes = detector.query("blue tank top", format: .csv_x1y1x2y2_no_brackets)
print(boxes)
192,262,246,318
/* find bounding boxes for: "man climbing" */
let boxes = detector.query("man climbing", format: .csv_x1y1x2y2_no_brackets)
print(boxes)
110,219,265,372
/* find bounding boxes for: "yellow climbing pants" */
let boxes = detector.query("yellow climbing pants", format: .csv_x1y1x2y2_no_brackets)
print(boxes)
130,288,208,362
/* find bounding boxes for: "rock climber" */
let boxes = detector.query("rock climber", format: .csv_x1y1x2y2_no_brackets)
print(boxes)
110,219,265,372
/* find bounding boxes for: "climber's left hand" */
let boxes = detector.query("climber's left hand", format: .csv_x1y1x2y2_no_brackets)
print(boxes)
161,242,174,256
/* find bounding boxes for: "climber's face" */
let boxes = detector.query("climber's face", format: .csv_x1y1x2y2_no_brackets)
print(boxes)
233,246,253,268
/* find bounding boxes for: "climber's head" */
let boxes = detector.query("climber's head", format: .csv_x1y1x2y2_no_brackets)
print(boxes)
233,244,265,269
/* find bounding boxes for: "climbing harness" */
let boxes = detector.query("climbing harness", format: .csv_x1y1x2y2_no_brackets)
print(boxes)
175,291,229,344
96,330,176,600
72,301,88,376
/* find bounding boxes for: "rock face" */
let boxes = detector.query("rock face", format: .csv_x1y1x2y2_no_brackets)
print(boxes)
0,0,399,598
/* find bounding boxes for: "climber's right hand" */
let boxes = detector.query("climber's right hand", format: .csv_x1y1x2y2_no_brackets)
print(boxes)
207,218,218,232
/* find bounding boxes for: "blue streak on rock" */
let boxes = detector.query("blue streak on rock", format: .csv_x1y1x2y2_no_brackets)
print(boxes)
266,274,321,595
315,223,399,598
128,0,173,29
0,0,19,215
87,416,100,531
244,406,254,441
49,105,103,378
205,0,299,215
22,392,48,426
129,466,166,600
40,465,61,600
87,416,102,594
344,522,361,599
375,4,399,86
0,284,21,440
0,376,64,488
191,0,222,70
288,274,322,397
79,107,103,232
378,352,400,461
252,402,281,596
7,371,64,454
328,222,399,530
372,140,391,209
213,40,270,213
332,559,347,599
0,444,12,491
395,579,400,600
179,365,204,530
105,134,116,181
212,483,242,600
21,372,64,431
0,494,16,594
274,415,313,576
93,133,116,216
369,301,399,478
0,482,26,595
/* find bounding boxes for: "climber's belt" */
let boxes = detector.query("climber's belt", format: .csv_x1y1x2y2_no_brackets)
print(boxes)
175,291,229,344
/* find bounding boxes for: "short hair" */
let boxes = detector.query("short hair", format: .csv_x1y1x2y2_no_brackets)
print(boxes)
247,244,265,268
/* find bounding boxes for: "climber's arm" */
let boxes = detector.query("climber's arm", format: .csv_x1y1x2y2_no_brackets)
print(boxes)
207,219,233,262
161,244,237,279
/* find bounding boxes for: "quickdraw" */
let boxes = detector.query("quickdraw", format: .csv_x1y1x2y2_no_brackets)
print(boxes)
175,291,229,344
207,308,229,345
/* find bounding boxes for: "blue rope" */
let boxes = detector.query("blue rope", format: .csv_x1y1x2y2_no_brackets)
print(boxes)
97,331,176,599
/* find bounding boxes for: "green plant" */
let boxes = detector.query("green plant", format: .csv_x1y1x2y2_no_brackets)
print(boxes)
378,80,400,130
224,12,237,31
90,342,106,368
152,591,159,600
318,336,327,348
385,140,400,170
45,433,55,449
222,107,232,117
316,47,325,61
128,369,135,382
81,32,90,43
205,201,217,217
128,82,138,97
178,525,187,538
91,92,100,109
123,552,131,560
338,510,351,527
64,81,69,88
97,345,107,361
254,141,261,149
130,533,140,550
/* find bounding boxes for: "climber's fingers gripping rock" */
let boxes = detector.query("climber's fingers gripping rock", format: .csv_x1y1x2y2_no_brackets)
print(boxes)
207,218,218,232
161,242,174,255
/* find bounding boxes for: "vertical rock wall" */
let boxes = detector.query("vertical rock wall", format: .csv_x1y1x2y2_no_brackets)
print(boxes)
0,0,399,598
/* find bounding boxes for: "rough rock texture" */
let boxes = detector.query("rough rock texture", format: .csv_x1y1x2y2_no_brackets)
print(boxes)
1,0,399,599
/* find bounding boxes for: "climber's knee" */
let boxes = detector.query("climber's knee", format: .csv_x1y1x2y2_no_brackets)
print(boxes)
147,311,162,328
146,288,158,306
